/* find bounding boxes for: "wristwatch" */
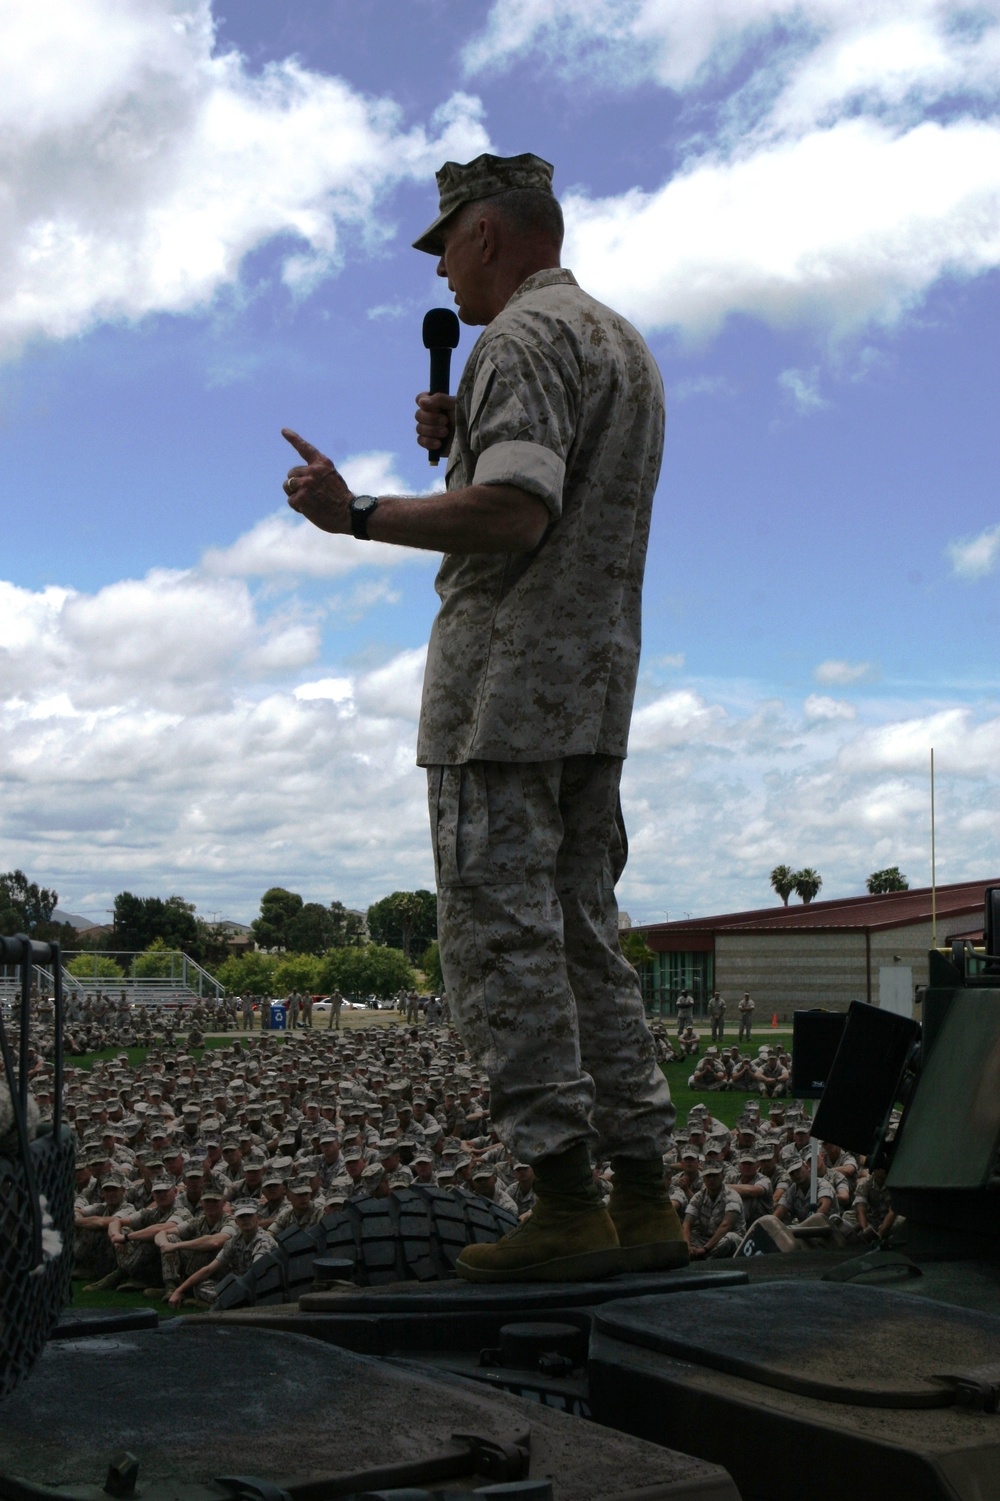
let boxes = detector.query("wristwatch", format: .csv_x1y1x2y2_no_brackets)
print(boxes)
349,494,379,540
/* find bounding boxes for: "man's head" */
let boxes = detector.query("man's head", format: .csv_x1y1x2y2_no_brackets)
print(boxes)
413,152,563,326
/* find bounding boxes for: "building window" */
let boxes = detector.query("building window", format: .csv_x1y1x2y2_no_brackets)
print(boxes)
644,951,714,1016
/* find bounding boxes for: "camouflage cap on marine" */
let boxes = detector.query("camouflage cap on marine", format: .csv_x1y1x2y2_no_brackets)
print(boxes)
412,152,555,255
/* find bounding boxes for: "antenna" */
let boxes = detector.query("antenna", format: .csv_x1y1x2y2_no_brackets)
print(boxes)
930,747,937,948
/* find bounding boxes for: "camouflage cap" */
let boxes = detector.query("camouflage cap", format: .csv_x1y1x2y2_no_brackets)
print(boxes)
232,1198,259,1217
200,1184,225,1201
151,1176,175,1192
412,151,555,255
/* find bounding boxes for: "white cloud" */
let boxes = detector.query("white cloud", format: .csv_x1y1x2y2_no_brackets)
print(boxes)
814,659,878,685
778,366,828,413
5,557,1000,921
629,689,728,750
293,677,353,704
804,693,856,721
564,116,1000,341
0,0,491,357
464,2,1000,112
946,522,1000,579
464,2,1000,342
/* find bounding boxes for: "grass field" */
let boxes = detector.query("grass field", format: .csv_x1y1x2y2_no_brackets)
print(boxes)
661,1036,797,1129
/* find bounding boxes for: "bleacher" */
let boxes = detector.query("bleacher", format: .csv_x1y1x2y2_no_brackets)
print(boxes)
0,950,224,1008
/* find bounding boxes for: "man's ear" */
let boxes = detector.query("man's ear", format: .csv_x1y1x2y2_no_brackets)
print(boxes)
479,214,498,264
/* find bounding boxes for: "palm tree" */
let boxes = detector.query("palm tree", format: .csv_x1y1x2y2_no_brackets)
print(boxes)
770,864,797,906
794,868,823,904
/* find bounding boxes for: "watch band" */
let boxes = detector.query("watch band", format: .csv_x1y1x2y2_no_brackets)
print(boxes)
349,494,379,540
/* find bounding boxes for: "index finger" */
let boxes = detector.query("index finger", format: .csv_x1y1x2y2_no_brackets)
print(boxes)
281,428,327,464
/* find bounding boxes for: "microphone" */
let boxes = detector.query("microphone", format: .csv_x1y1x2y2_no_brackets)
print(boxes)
422,308,460,466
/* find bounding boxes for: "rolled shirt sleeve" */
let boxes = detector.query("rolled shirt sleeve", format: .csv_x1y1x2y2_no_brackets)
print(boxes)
465,340,576,520
472,440,566,519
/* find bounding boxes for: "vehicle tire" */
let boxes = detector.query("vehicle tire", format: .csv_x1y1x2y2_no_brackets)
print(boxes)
208,1188,516,1307
320,1186,516,1287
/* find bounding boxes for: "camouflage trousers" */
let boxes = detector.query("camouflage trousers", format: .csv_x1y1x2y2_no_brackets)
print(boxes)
428,756,674,1164
74,1228,115,1278
159,1237,218,1302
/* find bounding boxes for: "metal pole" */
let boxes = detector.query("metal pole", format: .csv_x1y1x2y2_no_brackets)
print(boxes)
930,747,937,948
809,1099,820,1209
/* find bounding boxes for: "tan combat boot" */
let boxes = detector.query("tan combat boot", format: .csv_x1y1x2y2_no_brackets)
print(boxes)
608,1157,690,1272
456,1142,622,1283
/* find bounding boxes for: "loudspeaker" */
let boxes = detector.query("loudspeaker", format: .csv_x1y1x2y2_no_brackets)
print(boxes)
811,1000,919,1156
790,1010,848,1098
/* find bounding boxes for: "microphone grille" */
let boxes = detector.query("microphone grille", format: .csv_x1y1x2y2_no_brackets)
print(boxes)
422,308,460,349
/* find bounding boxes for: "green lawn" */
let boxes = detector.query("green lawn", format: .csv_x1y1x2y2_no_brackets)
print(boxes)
661,1027,798,1129
66,1282,198,1320
67,1035,260,1071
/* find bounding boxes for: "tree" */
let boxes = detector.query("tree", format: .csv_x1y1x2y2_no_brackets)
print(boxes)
274,953,323,992
620,930,654,973
67,954,124,981
212,952,279,997
794,868,823,904
133,937,179,979
285,902,339,956
769,865,797,906
251,887,304,951
113,892,199,954
867,866,909,894
420,940,443,991
0,869,59,934
319,945,414,999
367,890,437,959
328,901,367,948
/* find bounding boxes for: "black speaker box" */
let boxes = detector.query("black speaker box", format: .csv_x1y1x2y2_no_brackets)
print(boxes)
791,1010,848,1098
811,1001,919,1156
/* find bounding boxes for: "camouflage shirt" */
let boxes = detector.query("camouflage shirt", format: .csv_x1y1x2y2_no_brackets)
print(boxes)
417,268,665,766
215,1227,276,1278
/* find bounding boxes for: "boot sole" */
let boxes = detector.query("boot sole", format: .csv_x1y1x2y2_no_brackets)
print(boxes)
455,1244,625,1284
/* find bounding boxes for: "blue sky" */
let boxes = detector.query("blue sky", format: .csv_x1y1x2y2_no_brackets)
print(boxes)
2,0,1000,927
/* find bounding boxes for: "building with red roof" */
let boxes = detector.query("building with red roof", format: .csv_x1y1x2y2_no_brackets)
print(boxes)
633,878,995,1023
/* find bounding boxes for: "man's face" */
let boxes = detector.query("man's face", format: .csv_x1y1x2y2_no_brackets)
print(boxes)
437,210,492,326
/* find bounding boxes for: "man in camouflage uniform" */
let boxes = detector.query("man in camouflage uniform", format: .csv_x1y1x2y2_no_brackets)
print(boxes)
683,1162,745,1258
282,151,680,1283
167,1200,275,1307
156,1183,236,1304
90,1178,191,1295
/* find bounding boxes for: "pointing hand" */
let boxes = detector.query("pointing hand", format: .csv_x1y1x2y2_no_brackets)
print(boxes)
281,429,352,534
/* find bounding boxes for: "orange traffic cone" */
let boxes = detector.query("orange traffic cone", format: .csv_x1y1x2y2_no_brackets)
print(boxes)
770,1013,779,1028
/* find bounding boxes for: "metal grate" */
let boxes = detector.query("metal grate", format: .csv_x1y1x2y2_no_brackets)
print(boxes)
0,935,74,1401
